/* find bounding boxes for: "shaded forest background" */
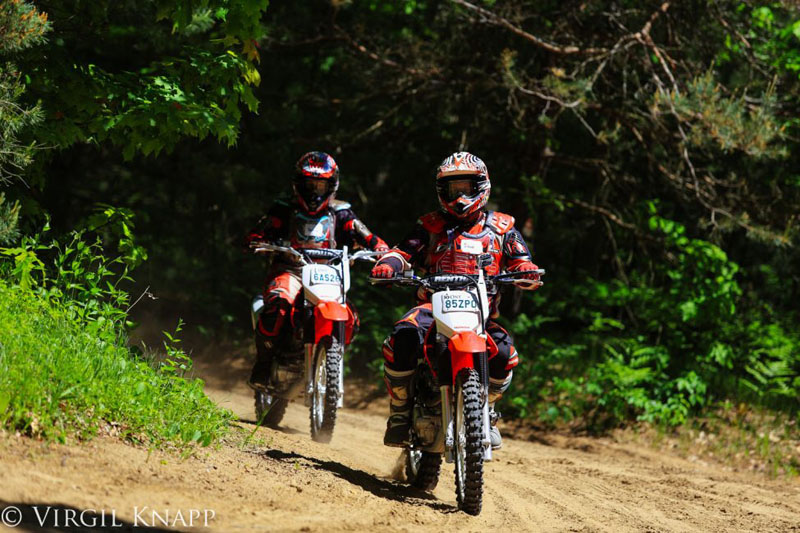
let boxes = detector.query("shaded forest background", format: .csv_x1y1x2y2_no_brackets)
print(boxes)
2,0,799,434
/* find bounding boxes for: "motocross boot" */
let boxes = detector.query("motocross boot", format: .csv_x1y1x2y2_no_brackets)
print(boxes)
383,367,415,447
488,372,512,450
248,333,276,392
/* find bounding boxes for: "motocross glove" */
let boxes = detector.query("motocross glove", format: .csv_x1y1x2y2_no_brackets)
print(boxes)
516,262,540,279
513,262,542,290
371,261,398,279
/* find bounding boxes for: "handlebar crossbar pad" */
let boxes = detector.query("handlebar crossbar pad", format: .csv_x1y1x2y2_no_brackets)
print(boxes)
428,274,473,285
303,248,341,259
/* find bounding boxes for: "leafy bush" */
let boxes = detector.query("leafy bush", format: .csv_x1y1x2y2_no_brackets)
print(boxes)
0,225,233,448
503,207,800,428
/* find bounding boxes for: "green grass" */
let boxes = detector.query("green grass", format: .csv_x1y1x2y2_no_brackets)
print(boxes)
0,281,233,448
624,405,799,478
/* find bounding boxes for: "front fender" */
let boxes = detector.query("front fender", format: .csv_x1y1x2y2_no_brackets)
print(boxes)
448,331,486,385
316,300,348,321
313,301,348,345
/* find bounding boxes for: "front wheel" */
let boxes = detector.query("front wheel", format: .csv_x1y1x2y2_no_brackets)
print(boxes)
309,340,342,443
405,448,441,491
254,391,288,428
454,368,485,515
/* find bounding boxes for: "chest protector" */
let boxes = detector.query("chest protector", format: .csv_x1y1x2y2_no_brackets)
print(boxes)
289,209,336,249
420,211,514,276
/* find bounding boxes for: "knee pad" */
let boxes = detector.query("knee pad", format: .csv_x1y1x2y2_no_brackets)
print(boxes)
489,371,513,404
257,300,291,337
384,367,414,401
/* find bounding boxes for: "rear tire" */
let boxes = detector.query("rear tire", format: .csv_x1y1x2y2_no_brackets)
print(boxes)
454,368,484,515
310,340,341,443
405,449,441,491
254,391,288,428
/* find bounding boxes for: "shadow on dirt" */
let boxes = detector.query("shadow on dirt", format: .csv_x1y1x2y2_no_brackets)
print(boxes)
0,501,184,532
237,418,304,435
262,449,455,513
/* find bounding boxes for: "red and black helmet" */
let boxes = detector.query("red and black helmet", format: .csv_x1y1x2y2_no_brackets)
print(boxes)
435,151,490,220
293,151,339,215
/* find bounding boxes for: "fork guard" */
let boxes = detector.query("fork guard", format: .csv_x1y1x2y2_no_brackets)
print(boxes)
313,301,349,345
448,331,486,385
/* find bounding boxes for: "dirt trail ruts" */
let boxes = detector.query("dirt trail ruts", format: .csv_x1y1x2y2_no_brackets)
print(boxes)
2,348,799,533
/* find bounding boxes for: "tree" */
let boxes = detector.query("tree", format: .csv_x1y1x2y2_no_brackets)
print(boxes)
17,0,269,164
0,0,50,242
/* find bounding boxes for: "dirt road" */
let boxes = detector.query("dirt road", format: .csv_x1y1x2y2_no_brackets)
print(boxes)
2,348,799,532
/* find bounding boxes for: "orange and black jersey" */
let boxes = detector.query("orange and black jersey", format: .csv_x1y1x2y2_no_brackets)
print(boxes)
378,210,534,276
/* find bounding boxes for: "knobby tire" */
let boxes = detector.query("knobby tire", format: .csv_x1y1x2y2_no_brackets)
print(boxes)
310,340,341,443
455,368,484,515
406,450,442,491
254,391,288,428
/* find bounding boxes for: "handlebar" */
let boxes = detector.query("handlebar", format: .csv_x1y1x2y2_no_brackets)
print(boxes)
369,269,545,290
251,242,383,265
251,242,305,261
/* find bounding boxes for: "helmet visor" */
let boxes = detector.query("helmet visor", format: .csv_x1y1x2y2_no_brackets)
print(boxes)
301,178,333,196
442,178,479,202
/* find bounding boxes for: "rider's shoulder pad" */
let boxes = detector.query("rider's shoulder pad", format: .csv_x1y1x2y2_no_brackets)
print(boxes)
330,199,352,211
486,211,516,235
418,211,447,233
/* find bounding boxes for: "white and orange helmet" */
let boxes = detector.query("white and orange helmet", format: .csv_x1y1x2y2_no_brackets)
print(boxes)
435,151,490,219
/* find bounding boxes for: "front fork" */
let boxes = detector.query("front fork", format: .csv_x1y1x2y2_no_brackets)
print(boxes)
441,385,454,463
477,349,492,461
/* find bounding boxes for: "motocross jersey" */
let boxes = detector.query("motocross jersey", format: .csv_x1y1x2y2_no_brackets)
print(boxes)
246,198,387,263
379,210,534,277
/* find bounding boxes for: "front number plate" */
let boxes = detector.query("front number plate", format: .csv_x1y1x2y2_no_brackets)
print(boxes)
441,294,478,313
310,270,340,285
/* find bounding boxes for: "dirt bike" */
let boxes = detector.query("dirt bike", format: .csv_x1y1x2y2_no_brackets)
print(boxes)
250,242,380,443
371,263,544,515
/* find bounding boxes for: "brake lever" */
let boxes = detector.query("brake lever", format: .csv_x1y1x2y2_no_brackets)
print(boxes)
350,250,382,264
368,276,395,285
512,279,544,290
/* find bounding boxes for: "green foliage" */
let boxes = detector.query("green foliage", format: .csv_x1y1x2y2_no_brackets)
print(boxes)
41,48,260,158
6,0,798,436
14,0,269,163
0,193,20,244
0,280,233,446
0,0,48,187
0,216,146,319
0,0,50,52
504,206,799,427
84,204,149,268
746,5,800,77
659,71,786,158
0,62,44,182
0,224,233,447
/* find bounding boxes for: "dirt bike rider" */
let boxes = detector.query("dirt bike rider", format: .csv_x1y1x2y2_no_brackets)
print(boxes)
245,151,389,391
370,151,541,449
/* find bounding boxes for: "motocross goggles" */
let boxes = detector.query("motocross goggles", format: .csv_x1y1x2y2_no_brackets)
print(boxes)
299,178,334,196
438,177,482,202
294,176,336,213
